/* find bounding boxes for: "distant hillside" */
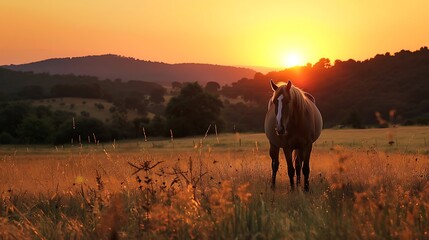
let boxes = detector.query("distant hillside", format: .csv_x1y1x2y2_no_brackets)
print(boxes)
3,54,257,85
0,67,164,100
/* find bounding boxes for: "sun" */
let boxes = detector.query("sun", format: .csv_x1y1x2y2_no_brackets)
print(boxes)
282,52,305,68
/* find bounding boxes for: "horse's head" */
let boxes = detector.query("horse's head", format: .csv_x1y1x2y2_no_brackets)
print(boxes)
270,80,292,136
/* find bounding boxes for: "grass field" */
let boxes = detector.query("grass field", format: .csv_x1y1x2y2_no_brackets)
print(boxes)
1,126,428,239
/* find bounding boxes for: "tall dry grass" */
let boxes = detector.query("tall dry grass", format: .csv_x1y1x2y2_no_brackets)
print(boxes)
1,134,428,239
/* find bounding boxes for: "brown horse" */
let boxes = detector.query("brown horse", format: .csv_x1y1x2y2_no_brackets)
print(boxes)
264,80,323,191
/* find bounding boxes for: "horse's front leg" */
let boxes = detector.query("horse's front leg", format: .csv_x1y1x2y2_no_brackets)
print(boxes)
283,148,295,190
269,143,280,190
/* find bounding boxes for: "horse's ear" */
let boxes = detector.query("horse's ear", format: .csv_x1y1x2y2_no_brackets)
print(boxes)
270,79,278,91
286,80,292,92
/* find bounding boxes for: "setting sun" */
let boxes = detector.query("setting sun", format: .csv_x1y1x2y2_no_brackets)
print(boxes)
282,52,305,68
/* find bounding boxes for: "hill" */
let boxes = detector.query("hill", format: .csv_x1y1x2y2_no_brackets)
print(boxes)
3,54,257,85
0,67,165,101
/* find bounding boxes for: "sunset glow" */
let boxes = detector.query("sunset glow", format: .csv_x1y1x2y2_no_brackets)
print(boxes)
282,52,305,68
1,1,429,68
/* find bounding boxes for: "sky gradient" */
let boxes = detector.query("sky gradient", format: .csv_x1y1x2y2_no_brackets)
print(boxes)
1,0,428,68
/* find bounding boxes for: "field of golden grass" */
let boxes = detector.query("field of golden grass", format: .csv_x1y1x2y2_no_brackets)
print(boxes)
1,126,428,239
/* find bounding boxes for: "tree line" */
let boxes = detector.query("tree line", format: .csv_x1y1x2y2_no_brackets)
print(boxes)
0,83,221,144
0,47,428,144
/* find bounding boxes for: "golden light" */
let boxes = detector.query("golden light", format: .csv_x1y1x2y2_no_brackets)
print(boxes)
282,52,305,68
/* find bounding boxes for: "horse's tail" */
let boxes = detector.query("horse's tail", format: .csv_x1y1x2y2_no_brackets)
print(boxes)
292,150,300,165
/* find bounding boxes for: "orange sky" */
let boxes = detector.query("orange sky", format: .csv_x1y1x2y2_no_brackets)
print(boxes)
1,1,428,68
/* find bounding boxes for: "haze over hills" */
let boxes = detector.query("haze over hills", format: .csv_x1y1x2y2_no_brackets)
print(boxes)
3,54,257,85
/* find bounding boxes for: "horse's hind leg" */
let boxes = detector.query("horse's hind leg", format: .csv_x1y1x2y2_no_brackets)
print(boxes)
283,148,295,190
303,145,313,192
295,149,303,187
269,143,280,190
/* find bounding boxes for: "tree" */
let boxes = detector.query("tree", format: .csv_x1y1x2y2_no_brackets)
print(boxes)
0,132,14,144
114,95,148,115
314,58,332,69
222,102,266,132
171,81,182,89
344,110,363,129
204,81,221,94
149,88,166,104
170,81,183,95
17,117,53,144
34,105,52,118
50,83,102,98
0,102,31,137
53,117,110,144
18,85,45,99
148,115,166,137
133,117,150,134
165,82,223,137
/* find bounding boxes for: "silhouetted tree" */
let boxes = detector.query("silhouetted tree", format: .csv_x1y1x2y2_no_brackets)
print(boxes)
17,117,53,144
149,88,166,103
222,102,266,132
18,85,45,99
0,132,14,144
0,102,31,137
148,115,166,137
165,82,223,137
133,117,150,135
344,110,363,129
53,117,110,144
314,58,332,69
204,81,221,94
50,84,102,98
171,81,182,89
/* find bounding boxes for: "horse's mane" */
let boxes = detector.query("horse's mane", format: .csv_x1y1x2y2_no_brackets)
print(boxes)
274,82,308,121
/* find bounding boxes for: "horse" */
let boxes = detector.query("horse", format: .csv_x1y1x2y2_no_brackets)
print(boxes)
264,80,323,191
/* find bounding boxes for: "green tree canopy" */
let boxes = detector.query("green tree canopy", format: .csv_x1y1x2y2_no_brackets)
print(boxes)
165,82,223,137
149,88,166,104
17,117,53,144
0,102,31,137
53,117,110,144
204,81,221,94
